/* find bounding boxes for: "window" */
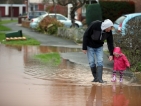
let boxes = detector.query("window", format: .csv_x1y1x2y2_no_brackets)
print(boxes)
115,16,126,25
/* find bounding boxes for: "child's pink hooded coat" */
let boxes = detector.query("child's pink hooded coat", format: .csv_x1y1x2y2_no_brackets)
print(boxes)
113,47,130,71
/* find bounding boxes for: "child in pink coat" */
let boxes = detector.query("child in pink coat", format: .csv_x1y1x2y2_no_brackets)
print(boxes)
111,47,130,82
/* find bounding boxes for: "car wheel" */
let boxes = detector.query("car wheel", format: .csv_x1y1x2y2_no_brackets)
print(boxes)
75,24,79,28
70,24,79,28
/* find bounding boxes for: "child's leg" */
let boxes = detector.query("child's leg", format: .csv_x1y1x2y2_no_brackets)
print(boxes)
111,70,116,82
119,71,123,82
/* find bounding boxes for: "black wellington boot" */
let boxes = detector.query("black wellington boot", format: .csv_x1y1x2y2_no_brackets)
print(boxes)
96,66,104,83
91,67,98,82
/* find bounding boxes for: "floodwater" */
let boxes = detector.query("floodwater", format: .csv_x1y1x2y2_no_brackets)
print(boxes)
0,44,141,106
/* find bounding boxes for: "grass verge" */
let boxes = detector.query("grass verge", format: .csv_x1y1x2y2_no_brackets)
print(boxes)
0,25,11,31
33,53,61,66
0,19,17,24
0,19,17,31
0,32,40,45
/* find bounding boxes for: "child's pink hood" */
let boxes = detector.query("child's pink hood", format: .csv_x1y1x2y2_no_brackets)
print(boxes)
113,47,122,54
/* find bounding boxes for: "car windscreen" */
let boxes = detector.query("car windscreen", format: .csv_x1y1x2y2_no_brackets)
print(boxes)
29,11,46,16
56,15,66,20
131,15,141,20
114,16,126,25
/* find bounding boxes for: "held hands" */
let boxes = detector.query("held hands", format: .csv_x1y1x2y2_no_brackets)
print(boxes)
109,56,113,61
82,50,87,54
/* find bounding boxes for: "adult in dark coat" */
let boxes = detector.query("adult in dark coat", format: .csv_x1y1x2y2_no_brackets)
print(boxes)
82,19,114,83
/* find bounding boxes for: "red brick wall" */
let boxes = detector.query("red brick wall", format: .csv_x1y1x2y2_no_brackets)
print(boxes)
45,4,68,17
38,3,45,11
133,0,141,12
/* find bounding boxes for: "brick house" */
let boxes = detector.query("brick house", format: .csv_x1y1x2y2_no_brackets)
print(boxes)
0,3,45,17
0,4,26,17
134,0,141,12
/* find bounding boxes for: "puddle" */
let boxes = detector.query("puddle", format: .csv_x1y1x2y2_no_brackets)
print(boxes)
86,84,141,106
0,44,141,106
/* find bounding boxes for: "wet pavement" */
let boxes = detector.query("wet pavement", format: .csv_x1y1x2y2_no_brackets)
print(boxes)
0,44,141,106
0,21,141,106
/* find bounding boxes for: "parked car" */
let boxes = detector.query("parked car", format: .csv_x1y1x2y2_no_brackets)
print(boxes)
28,11,48,20
30,13,83,29
20,11,47,20
112,13,141,35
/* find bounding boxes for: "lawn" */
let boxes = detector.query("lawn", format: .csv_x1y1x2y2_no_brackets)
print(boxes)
0,19,17,31
0,25,11,31
0,32,40,45
0,19,17,24
0,19,40,45
33,53,61,66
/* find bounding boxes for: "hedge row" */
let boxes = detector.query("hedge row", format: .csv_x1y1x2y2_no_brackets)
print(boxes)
86,4,102,26
99,1,135,22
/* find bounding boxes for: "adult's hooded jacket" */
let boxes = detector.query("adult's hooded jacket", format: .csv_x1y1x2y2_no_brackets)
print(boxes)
82,20,114,55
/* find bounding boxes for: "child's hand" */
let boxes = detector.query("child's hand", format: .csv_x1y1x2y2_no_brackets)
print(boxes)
109,56,113,61
127,65,130,68
126,66,130,70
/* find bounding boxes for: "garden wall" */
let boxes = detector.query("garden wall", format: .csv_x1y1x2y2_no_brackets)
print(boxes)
57,27,85,43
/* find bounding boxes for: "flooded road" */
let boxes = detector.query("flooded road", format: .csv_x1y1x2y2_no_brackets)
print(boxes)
0,44,141,106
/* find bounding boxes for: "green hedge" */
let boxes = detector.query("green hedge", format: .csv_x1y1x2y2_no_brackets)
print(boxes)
86,4,102,26
100,1,135,22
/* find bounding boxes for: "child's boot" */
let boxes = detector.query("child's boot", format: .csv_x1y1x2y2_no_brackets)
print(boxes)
111,75,116,82
120,78,123,83
119,71,123,83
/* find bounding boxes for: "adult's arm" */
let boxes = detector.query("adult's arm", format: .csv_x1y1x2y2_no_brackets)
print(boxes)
82,21,96,50
107,31,114,56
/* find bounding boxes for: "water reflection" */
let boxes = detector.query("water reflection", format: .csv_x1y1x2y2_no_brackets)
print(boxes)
86,85,102,106
86,84,141,106
5,45,22,51
111,83,129,106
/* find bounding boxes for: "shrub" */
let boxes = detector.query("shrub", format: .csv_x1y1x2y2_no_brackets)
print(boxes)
100,1,135,22
113,18,141,72
47,24,58,35
37,16,64,34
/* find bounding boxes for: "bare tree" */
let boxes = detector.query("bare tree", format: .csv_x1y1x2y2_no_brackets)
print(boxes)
42,0,57,13
57,0,86,27
42,0,86,27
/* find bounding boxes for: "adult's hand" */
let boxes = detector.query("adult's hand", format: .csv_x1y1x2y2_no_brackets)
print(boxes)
82,50,87,54
109,55,113,61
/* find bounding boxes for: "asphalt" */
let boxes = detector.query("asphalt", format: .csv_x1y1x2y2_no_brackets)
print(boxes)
4,22,113,70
